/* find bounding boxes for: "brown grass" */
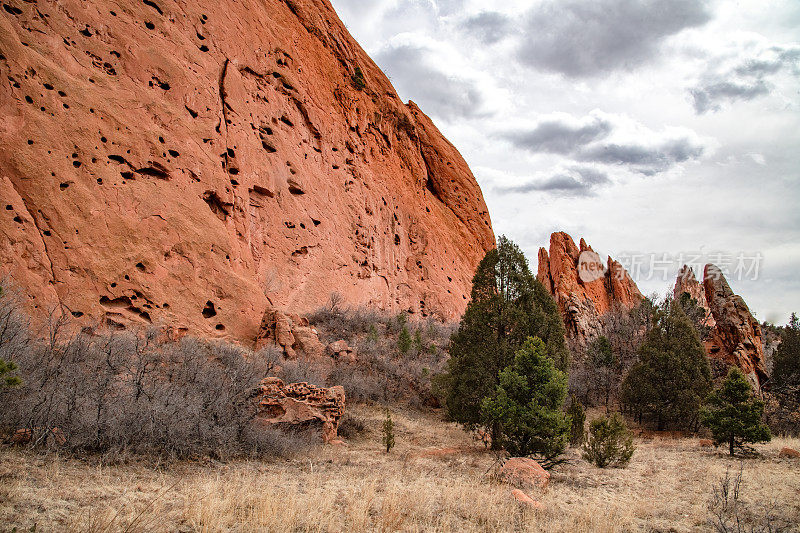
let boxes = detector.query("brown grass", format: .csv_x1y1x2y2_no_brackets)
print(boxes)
2,406,799,532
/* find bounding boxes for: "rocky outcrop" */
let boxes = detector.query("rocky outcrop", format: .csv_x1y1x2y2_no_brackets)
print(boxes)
704,264,768,389
537,232,642,346
252,377,345,443
0,0,494,344
673,264,767,390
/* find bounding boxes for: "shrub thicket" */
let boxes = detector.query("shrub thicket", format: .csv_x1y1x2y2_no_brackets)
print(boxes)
582,413,636,468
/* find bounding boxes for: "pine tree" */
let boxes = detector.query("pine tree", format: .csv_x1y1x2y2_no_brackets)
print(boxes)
589,335,615,412
621,299,711,430
398,326,412,355
701,368,771,456
438,236,568,444
772,313,800,389
480,337,570,460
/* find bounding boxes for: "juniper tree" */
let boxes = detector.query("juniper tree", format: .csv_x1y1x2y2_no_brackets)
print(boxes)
701,368,771,456
621,299,711,430
772,313,800,389
480,337,570,460
437,236,568,446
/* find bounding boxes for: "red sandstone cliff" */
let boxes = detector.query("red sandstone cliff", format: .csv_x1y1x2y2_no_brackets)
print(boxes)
0,0,494,343
537,232,642,346
674,264,767,390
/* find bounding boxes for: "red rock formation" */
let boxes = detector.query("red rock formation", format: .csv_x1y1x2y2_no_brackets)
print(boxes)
252,377,345,443
673,264,767,390
703,264,767,390
673,265,715,328
0,0,494,344
537,232,642,346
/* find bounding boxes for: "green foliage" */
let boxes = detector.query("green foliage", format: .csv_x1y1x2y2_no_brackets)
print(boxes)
367,324,380,344
700,368,771,455
439,236,569,438
0,358,21,388
398,326,412,355
351,66,366,90
413,329,424,354
381,409,395,453
772,312,800,389
480,337,570,459
589,335,615,411
582,413,636,468
621,299,711,430
567,395,586,446
677,292,712,341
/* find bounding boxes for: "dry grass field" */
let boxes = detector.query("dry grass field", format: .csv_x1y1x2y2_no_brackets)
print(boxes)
2,405,799,532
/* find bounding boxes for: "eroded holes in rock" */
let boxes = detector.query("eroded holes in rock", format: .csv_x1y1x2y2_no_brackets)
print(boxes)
149,76,169,90
250,185,274,198
288,183,304,195
43,83,53,91
120,171,134,180
3,4,22,15
145,21,155,30
292,246,309,257
58,90,67,97
71,311,83,318
202,301,217,318
280,116,293,127
284,221,295,229
59,182,70,190
124,275,130,280
111,282,117,288
227,148,235,158
13,216,22,223
203,191,230,220
230,178,239,186
261,141,277,153
135,262,145,272
72,161,81,168
143,0,163,15
299,223,306,229
110,51,121,58
312,218,321,226
185,105,198,118
162,303,169,309
100,136,107,143
43,230,51,236
135,163,169,179
99,295,132,309
215,324,225,331
96,178,103,185
168,149,179,158
394,234,400,245
199,45,209,52
108,154,127,164
27,139,33,145
7,204,15,209
79,27,92,37
24,95,33,104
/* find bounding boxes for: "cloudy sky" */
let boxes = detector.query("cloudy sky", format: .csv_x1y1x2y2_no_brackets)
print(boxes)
329,0,800,325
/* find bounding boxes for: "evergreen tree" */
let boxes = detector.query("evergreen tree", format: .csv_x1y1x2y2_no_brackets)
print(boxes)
0,358,20,388
589,335,615,412
480,337,570,460
701,368,771,456
772,313,800,389
398,326,412,355
381,409,395,453
621,299,712,430
567,395,586,446
438,236,568,442
582,414,636,468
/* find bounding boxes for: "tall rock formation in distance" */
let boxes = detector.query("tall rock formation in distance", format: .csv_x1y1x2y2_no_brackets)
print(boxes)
537,232,643,347
0,0,494,343
674,264,767,390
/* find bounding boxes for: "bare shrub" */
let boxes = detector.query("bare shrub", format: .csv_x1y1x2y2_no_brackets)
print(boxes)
0,295,316,459
708,465,793,532
337,413,366,439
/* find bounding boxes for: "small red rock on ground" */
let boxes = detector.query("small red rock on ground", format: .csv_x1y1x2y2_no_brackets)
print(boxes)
779,447,800,458
699,439,714,447
510,488,544,510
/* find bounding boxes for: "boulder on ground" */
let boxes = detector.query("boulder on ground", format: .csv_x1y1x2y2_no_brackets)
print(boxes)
326,340,357,363
699,439,714,447
252,377,345,443
778,447,800,458
498,457,550,490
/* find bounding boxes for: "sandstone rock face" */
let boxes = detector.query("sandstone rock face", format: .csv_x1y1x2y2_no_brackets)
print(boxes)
704,264,768,389
673,264,767,390
537,232,643,347
252,377,345,443
498,457,550,490
0,0,494,344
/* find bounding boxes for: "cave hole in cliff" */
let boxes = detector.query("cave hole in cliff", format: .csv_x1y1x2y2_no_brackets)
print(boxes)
288,183,304,195
199,45,209,52
202,301,217,319
135,262,145,272
136,164,169,179
3,4,22,15
312,218,321,226
280,115,294,127
216,324,225,331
